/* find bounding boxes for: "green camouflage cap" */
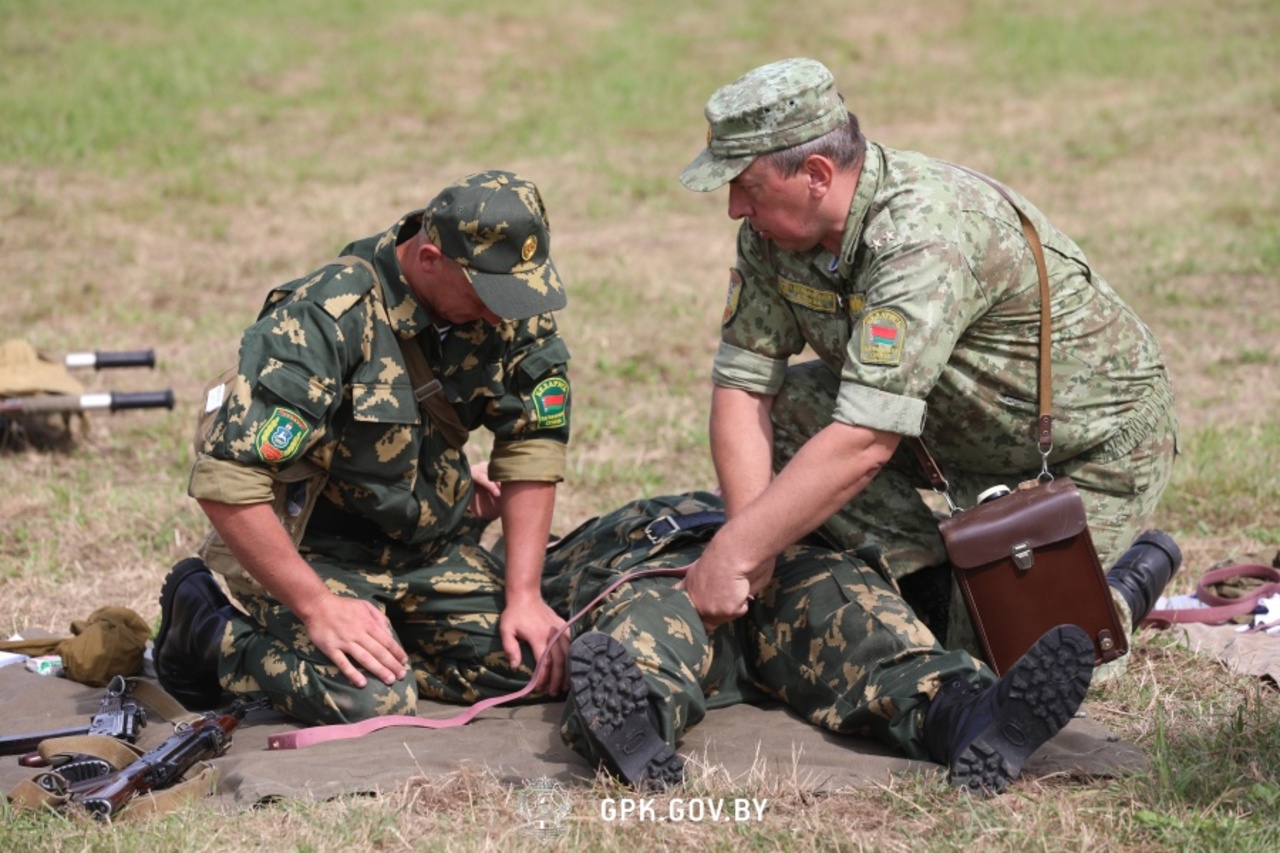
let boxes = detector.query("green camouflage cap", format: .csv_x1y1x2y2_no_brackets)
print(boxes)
679,58,847,192
423,170,567,319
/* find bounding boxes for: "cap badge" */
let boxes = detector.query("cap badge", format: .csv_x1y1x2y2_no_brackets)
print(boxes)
521,235,538,262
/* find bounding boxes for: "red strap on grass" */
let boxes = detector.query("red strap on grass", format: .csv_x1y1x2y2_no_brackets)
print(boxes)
1143,563,1280,629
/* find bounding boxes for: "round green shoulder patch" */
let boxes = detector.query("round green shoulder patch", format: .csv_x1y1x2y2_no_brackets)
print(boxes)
255,406,311,463
723,268,744,326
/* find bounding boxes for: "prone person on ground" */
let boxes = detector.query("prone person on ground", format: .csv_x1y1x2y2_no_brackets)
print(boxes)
541,492,1095,796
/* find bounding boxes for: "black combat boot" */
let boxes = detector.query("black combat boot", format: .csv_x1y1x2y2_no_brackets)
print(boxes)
154,558,238,710
923,624,1095,795
1106,530,1183,629
568,632,684,790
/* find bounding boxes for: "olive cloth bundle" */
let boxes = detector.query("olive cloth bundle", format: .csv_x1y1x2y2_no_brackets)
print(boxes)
0,338,85,398
0,607,150,687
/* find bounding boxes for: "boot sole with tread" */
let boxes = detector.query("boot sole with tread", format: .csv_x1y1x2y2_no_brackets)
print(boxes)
569,632,683,790
950,624,1095,795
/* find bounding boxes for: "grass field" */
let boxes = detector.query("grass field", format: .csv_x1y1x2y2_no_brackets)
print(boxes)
2,1,1279,849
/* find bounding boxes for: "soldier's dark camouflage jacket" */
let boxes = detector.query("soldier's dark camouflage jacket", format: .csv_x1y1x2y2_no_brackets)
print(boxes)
189,211,571,545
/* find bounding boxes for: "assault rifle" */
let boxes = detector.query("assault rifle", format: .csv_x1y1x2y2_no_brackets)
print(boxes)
39,696,267,820
0,675,146,763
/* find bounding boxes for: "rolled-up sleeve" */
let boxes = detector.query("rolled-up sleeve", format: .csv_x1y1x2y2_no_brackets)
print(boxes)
834,383,927,435
187,455,277,504
711,341,788,395
480,313,570,482
488,438,567,483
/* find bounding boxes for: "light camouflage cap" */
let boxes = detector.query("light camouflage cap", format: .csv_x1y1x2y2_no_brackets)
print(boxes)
423,170,567,319
679,58,847,192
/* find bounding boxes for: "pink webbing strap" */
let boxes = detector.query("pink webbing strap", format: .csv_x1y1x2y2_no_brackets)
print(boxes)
1143,563,1280,629
266,565,688,751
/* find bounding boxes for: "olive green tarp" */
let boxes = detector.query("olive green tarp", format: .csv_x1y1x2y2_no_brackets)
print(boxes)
0,663,1146,811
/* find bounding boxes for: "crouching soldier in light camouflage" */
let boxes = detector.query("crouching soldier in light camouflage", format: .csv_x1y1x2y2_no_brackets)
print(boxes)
677,58,1181,680
543,492,1095,795
153,171,573,725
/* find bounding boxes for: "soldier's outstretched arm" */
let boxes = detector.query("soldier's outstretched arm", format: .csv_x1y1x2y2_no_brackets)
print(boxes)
682,421,900,628
496,481,568,694
709,385,775,518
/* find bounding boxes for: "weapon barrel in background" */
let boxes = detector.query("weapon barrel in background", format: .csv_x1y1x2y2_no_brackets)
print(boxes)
2,674,146,767
62,349,156,370
0,725,93,756
0,390,175,415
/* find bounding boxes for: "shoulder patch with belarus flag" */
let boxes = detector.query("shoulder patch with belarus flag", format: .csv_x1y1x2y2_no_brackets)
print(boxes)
531,377,569,429
255,406,310,463
723,269,743,326
859,307,907,365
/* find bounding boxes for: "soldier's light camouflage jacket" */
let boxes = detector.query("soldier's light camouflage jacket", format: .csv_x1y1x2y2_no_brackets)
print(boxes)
189,212,571,546
713,141,1174,474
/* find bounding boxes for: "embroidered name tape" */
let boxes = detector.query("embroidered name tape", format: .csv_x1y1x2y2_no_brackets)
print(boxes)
778,278,838,313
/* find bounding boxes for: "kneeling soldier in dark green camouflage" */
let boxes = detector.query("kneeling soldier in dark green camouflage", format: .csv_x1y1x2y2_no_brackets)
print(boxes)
155,171,573,725
543,492,1095,795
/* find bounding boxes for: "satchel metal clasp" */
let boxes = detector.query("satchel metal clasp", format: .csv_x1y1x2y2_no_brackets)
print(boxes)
1011,542,1034,571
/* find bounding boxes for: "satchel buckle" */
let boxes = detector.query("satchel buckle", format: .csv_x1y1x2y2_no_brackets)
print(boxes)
1011,542,1034,571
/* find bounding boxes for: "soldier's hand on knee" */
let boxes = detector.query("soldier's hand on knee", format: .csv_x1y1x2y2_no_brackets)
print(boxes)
302,595,408,689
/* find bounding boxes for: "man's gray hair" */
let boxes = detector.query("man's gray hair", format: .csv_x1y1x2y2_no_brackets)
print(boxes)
760,112,866,177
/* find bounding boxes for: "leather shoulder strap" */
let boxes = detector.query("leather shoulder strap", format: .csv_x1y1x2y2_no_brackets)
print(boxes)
909,167,1055,500
948,168,1054,449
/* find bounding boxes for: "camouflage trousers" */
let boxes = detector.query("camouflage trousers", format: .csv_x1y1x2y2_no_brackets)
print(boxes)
217,518,535,726
771,361,1179,671
541,493,990,764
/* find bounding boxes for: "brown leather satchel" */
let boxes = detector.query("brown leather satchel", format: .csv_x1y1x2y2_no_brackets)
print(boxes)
908,168,1127,675
934,476,1126,674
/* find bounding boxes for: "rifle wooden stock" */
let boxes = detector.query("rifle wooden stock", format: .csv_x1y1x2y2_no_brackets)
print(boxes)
68,698,263,820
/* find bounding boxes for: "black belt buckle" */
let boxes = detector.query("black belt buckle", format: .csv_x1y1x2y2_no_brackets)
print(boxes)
643,516,681,546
